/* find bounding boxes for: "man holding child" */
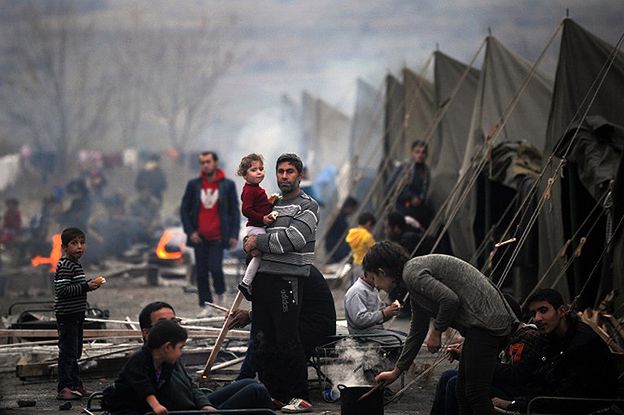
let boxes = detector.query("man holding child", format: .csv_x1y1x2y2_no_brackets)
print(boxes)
243,153,319,413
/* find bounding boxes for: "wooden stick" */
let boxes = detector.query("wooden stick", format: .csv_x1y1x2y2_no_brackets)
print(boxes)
124,316,137,330
0,328,250,339
358,381,385,401
604,314,624,343
200,291,244,378
204,302,229,313
579,312,624,353
208,356,245,372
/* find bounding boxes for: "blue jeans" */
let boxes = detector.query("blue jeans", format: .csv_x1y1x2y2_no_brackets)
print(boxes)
57,318,84,392
207,378,273,410
430,369,459,415
194,239,225,305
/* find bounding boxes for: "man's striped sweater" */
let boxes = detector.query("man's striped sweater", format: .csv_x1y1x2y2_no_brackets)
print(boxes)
255,191,319,277
54,257,89,320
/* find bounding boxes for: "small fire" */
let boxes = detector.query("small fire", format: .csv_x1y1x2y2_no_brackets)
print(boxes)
156,229,184,260
31,233,63,272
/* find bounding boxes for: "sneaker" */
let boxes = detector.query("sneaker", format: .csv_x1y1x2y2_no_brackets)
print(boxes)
238,282,252,301
281,398,313,413
57,387,82,400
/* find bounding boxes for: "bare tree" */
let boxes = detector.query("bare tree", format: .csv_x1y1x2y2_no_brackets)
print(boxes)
139,14,238,154
0,1,114,178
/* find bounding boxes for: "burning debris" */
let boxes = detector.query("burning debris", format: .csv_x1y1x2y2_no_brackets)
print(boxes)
30,233,62,272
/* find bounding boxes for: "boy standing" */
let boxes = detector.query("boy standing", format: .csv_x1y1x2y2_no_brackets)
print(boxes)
54,227,104,400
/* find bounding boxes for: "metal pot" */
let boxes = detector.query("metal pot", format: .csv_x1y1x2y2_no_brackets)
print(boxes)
337,384,384,415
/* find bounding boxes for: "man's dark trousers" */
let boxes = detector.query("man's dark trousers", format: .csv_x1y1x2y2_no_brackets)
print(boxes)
194,239,224,305
456,327,504,415
251,271,307,402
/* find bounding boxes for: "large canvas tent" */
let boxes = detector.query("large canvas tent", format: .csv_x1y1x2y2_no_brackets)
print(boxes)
429,51,480,218
348,79,384,207
446,35,553,286
301,91,351,207
538,19,624,308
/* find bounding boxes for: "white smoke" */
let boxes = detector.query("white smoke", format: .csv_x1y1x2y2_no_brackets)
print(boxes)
324,338,387,387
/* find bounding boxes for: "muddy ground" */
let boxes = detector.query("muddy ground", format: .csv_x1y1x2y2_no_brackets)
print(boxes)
0,261,453,415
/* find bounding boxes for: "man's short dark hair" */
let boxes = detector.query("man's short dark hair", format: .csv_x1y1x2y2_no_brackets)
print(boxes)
276,153,303,173
199,151,219,162
386,211,406,229
61,227,85,246
357,212,376,226
139,301,176,330
146,319,187,349
362,241,409,282
526,288,565,310
411,140,428,152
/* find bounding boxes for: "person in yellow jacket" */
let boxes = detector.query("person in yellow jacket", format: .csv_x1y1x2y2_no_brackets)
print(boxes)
345,212,376,285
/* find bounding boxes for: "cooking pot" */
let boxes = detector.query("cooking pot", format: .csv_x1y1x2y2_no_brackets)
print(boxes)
337,384,384,415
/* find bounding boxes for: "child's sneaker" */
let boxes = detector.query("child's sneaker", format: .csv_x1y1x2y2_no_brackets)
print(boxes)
57,387,82,400
238,282,252,301
281,398,313,413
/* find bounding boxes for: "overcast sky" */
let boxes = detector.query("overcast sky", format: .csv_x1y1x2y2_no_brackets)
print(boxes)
112,0,624,146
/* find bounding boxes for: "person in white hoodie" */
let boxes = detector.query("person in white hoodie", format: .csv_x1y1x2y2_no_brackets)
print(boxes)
343,267,403,346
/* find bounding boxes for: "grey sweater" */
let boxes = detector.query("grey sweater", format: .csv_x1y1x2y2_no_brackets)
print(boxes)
344,278,385,334
396,254,517,371
255,192,319,277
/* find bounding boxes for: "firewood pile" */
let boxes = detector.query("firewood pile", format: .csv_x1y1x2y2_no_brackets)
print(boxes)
578,292,624,355
0,310,250,381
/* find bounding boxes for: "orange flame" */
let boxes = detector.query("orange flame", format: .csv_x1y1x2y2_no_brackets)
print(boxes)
156,229,184,260
31,233,63,272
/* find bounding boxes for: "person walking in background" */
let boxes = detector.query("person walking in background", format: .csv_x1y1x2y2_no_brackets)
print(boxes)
135,154,168,203
345,211,376,284
180,151,240,314
236,153,278,300
243,153,319,413
54,227,105,400
1,197,22,248
387,140,433,230
325,196,358,264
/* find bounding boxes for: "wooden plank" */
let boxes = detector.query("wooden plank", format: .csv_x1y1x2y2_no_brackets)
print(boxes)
200,291,244,378
0,328,250,340
15,348,221,379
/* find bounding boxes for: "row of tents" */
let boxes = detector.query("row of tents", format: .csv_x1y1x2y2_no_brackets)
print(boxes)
283,18,624,313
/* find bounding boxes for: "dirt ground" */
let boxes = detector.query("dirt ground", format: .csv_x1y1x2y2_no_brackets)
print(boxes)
0,261,453,415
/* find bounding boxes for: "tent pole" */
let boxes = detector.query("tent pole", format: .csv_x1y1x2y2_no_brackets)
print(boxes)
566,165,584,304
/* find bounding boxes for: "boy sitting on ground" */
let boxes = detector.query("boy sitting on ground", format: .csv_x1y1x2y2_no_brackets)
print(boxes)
103,320,209,415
